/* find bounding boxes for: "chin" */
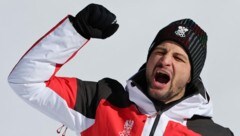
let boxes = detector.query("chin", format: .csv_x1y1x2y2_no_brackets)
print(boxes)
148,88,168,100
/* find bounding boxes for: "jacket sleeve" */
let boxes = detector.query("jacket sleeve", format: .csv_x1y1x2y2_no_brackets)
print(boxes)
7,16,94,133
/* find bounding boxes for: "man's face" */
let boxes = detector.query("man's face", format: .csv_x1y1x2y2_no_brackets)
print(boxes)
146,41,191,103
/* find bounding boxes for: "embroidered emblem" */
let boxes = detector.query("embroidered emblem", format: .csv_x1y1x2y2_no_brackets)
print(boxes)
175,26,188,37
119,120,134,136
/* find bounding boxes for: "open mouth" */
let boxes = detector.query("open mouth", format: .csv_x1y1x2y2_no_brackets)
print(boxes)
155,71,170,84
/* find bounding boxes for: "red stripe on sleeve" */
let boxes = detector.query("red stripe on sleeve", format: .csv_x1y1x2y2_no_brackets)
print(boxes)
9,16,69,75
45,76,77,109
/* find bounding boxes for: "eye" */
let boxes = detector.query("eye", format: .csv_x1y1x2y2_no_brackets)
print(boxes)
156,51,164,55
154,50,165,56
174,56,185,63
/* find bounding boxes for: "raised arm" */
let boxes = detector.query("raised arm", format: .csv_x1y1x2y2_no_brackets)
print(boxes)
8,3,118,133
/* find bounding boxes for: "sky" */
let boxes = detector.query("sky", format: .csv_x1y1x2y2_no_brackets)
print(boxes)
1,0,240,135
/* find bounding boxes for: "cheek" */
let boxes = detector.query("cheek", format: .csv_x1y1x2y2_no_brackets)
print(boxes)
185,65,191,82
146,57,158,72
174,64,191,85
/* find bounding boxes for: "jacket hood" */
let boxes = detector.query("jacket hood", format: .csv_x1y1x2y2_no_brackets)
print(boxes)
126,67,213,121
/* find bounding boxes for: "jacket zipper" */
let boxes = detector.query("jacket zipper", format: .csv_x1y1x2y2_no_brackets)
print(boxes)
149,111,162,136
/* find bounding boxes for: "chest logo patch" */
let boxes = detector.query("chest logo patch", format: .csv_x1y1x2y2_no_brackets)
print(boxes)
119,120,134,136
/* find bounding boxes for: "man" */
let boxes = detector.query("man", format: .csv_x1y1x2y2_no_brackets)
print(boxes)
8,3,233,136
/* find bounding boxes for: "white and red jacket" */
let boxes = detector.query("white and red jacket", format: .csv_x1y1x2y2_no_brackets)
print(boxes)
8,16,233,136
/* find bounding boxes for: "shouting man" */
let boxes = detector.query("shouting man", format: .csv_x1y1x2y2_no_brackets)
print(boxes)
8,3,233,136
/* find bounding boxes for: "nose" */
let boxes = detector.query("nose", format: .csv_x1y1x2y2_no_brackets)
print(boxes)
160,54,172,66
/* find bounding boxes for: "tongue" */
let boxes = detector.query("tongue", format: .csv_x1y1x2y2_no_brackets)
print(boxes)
155,73,170,84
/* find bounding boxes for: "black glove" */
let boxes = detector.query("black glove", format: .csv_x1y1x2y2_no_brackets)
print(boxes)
69,3,119,39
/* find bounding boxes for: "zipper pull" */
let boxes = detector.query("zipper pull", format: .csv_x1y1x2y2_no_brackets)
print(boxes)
57,124,68,136
62,127,68,136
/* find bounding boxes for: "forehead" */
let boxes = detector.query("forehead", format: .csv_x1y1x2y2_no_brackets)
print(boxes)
154,41,188,55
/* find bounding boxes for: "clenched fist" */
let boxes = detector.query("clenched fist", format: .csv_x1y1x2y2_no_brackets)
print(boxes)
69,3,119,39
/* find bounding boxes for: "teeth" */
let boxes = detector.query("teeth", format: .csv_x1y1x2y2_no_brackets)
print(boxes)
157,71,167,76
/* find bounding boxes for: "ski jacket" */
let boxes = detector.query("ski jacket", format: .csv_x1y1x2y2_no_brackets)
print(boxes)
8,16,233,136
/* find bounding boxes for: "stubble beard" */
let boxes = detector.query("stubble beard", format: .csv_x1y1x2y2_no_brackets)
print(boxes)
148,80,185,103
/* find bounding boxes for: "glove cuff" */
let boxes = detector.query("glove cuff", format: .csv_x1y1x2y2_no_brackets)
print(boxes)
68,15,90,39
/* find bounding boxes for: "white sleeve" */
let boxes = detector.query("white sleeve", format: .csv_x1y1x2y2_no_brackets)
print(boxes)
7,16,94,133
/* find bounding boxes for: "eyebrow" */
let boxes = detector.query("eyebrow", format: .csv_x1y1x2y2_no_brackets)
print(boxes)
155,46,189,61
174,52,188,61
154,46,167,52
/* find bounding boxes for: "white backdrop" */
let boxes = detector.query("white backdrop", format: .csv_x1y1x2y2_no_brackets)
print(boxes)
1,0,239,135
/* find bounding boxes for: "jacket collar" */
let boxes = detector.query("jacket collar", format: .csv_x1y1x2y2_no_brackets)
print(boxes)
126,69,213,119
